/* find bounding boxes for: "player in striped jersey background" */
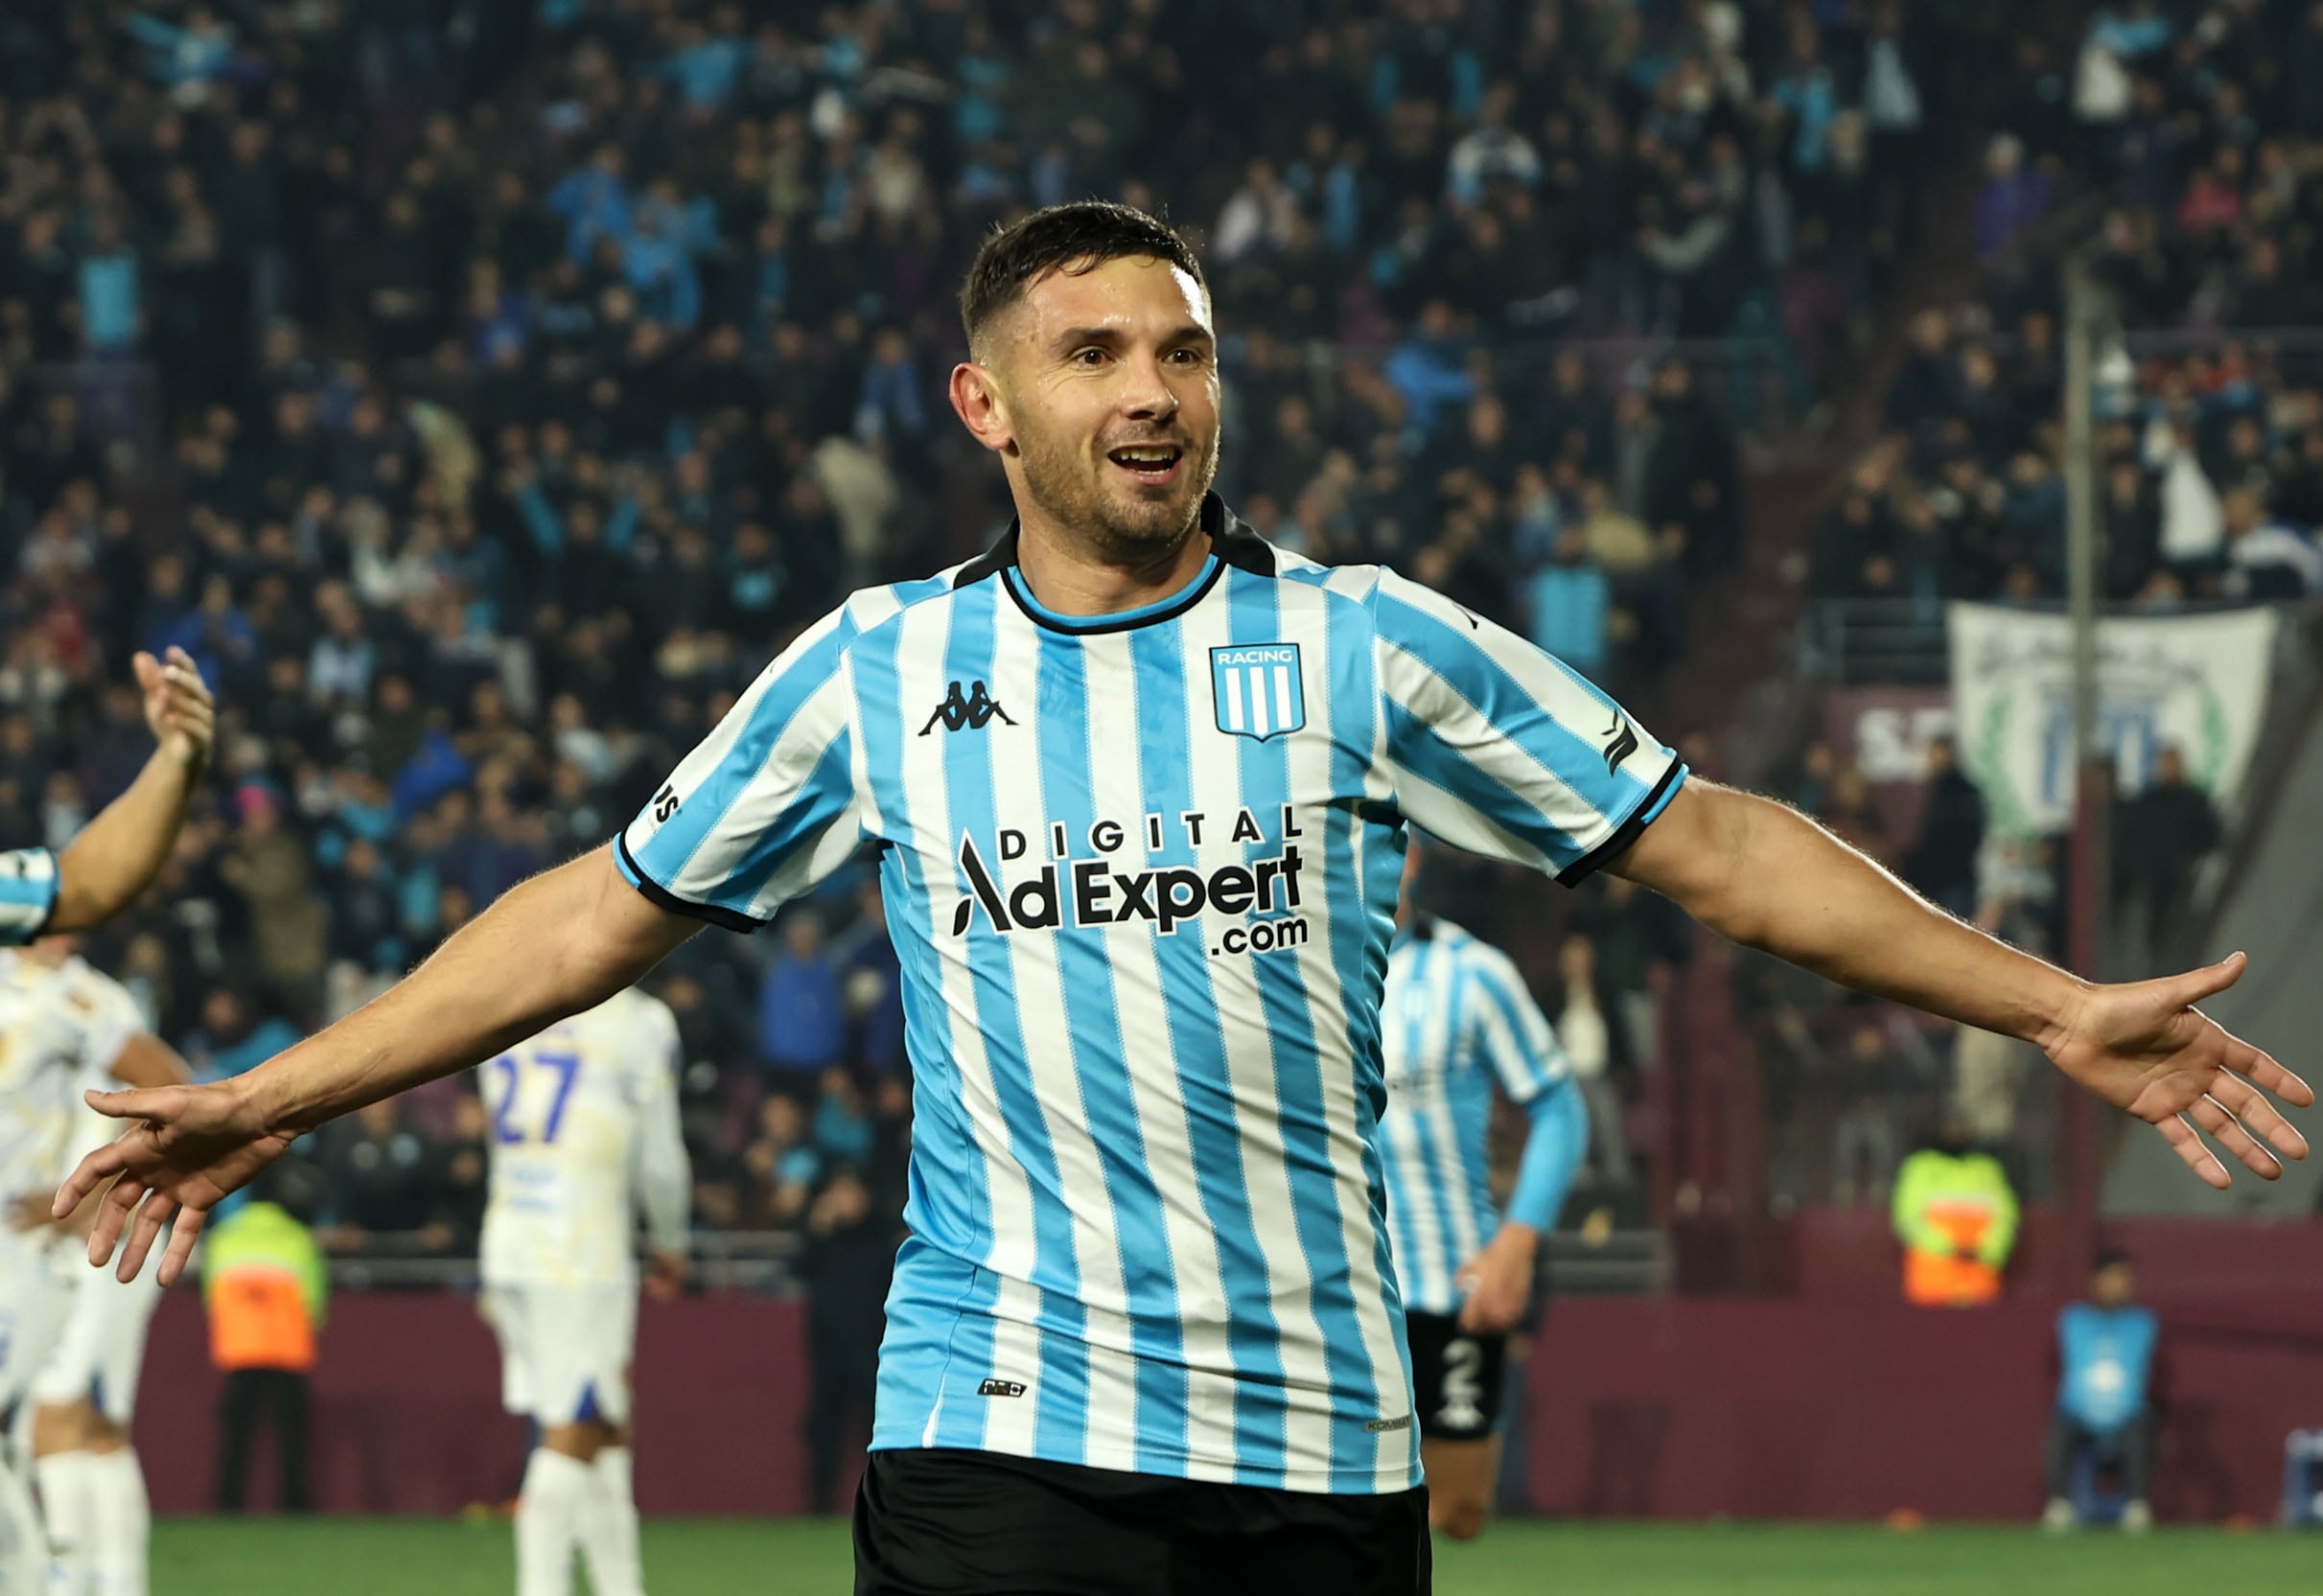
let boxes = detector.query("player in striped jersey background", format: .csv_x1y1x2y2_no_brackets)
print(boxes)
1381,844,1588,1544
59,203,2309,1596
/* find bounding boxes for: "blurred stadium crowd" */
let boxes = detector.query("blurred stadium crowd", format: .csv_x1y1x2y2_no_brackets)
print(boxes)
1810,0,2323,623
5,0,2312,1248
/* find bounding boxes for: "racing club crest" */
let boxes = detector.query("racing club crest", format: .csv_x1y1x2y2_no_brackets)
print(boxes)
1211,644,1305,741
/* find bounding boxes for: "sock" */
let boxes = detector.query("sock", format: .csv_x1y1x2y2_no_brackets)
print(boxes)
0,1457,48,1596
34,1452,96,1596
515,1449,592,1596
577,1447,644,1596
83,1451,147,1596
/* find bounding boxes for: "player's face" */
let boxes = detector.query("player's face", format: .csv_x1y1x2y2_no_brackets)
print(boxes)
977,255,1220,561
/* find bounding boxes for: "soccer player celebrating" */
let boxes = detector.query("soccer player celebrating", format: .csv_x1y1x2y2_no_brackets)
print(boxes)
1381,845,1586,1541
56,205,2309,1596
475,986,690,1596
0,938,191,1596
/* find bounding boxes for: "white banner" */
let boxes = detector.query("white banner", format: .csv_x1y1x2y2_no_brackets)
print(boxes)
1946,603,2278,836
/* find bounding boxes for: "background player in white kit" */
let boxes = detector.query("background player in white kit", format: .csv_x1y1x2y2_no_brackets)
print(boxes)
0,939,188,1596
476,985,690,1596
1381,847,1587,1543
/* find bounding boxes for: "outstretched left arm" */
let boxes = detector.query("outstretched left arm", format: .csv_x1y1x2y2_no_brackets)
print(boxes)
1609,779,2311,1189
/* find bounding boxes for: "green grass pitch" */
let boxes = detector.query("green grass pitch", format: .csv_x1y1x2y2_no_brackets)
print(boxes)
153,1515,2323,1594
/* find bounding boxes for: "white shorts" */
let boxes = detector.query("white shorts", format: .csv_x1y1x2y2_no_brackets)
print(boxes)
30,1260,163,1424
479,1282,636,1428
0,1241,74,1415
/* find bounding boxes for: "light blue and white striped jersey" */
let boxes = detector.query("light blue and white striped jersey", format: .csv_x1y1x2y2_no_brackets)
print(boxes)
0,848,58,945
1380,915,1586,1317
617,497,1684,1492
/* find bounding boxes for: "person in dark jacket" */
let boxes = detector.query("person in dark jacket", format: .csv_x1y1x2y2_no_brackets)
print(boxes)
2110,747,2223,957
798,1167,895,1515
1903,736,1986,918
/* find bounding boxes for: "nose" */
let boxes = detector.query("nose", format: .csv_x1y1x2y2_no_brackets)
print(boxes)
1118,350,1180,425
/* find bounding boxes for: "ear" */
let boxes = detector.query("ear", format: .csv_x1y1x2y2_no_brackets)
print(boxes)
949,361,1014,456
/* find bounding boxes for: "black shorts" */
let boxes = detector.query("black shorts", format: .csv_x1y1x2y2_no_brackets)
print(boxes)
853,1447,1431,1596
1405,1313,1507,1443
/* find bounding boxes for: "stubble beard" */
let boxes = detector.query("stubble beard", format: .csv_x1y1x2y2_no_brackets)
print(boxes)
1014,423,1220,567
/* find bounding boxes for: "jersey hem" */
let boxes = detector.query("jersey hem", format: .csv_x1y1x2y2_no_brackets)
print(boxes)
862,1434,1422,1497
612,833,768,934
1555,761,1685,887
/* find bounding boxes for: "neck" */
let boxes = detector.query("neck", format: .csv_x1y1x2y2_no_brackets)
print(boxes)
1012,502,1212,618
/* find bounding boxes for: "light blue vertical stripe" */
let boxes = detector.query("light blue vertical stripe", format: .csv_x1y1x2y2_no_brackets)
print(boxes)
1225,568,1380,1491
1127,617,1286,1482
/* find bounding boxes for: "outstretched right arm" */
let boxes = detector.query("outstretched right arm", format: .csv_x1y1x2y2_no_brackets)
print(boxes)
56,844,698,1284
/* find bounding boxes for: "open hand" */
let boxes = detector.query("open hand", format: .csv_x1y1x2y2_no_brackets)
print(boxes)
52,1077,295,1285
2046,953,2311,1190
135,646,215,771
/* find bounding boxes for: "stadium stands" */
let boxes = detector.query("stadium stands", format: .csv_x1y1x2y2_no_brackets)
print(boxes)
0,0,2167,1247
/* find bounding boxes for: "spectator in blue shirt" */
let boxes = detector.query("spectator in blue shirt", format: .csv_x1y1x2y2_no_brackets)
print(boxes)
78,215,141,353
757,908,846,1098
2044,1250,2165,1533
1528,528,1613,683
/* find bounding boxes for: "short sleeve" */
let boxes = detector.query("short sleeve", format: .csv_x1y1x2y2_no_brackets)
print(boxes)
0,847,59,945
616,608,868,931
1464,943,1568,1105
1372,570,1684,883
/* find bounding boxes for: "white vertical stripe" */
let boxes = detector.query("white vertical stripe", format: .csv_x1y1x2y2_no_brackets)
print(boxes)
1175,596,1336,1485
1274,582,1413,1491
1272,664,1295,730
1247,666,1271,737
1222,666,1245,732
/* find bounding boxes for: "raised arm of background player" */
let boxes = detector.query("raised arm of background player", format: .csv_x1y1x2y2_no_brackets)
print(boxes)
0,648,215,942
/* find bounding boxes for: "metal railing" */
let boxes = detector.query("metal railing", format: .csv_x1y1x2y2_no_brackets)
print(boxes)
1798,598,1953,685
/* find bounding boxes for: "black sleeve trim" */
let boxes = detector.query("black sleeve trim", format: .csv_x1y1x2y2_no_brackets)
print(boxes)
615,833,768,934
1555,763,1684,889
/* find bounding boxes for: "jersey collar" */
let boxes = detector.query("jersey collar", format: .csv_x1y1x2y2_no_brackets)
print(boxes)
959,494,1277,636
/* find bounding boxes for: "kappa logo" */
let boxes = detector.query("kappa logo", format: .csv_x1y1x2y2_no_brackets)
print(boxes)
1210,643,1305,741
1602,711,1639,775
920,679,1017,736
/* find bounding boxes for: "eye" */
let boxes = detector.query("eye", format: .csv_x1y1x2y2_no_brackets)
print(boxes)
1074,347,1107,366
1168,347,1204,366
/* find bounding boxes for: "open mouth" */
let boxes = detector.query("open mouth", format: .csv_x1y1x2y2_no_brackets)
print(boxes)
1106,444,1186,485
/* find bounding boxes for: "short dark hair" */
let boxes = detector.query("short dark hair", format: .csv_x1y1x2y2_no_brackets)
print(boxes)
2094,1246,2134,1273
959,201,1206,358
